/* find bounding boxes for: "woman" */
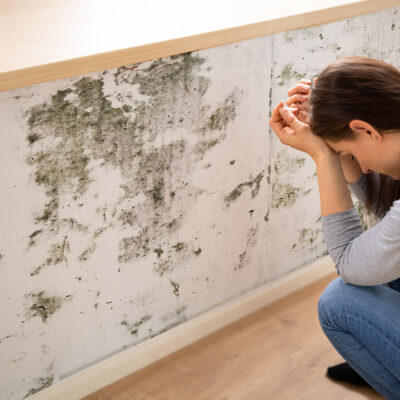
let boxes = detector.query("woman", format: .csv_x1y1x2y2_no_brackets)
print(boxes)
269,56,400,399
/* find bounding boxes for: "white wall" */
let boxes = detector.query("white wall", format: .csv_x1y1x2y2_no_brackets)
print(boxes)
0,5,398,398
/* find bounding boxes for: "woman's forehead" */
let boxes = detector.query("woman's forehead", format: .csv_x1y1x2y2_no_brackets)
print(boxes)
325,138,356,154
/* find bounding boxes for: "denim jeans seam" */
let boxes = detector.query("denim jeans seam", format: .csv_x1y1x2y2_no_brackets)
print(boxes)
324,312,400,355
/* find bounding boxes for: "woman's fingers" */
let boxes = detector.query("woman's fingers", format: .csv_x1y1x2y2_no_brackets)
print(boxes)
269,101,298,128
269,101,285,130
278,107,306,132
287,82,311,97
286,93,309,107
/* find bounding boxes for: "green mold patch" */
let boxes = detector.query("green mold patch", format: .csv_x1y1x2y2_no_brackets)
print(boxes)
224,172,264,206
78,242,96,262
26,291,64,322
274,150,306,174
271,182,301,209
154,259,173,276
284,31,296,42
23,51,240,276
278,63,306,86
121,314,151,336
30,236,70,275
193,139,220,160
119,232,150,263
297,226,323,251
23,375,54,398
202,91,240,133
234,225,258,270
46,236,70,266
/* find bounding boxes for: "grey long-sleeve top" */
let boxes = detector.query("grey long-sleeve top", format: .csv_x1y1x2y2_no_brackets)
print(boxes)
321,171,400,286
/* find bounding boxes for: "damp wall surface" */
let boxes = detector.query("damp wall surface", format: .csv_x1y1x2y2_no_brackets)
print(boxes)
1,6,399,398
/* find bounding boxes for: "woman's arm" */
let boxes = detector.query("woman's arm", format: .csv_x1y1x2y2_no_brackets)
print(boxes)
272,104,400,286
315,149,400,286
314,150,354,217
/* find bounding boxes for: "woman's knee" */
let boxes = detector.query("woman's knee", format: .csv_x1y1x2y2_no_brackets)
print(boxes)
318,277,355,327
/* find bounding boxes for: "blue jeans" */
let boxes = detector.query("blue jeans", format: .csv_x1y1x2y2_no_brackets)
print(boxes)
318,277,400,399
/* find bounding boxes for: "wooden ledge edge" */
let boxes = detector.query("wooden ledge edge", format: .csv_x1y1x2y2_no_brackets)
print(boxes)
1,0,400,92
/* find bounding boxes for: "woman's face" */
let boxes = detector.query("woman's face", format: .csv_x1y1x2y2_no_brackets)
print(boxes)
325,125,400,180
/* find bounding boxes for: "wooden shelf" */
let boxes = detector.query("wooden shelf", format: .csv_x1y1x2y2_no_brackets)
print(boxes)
1,0,400,92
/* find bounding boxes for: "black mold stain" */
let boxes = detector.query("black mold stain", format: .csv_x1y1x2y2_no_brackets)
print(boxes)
23,375,54,398
170,280,180,297
224,172,264,206
24,51,241,277
26,291,64,322
28,229,43,246
154,247,164,258
234,225,258,270
121,314,151,336
172,242,185,252
193,248,202,256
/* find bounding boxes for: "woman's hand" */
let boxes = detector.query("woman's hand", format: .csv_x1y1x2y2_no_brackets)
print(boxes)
269,99,332,162
285,78,317,124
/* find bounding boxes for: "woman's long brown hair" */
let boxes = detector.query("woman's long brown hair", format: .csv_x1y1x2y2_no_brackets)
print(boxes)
309,56,400,218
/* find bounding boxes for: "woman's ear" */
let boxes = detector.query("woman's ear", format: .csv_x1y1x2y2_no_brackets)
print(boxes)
349,119,369,133
349,120,382,141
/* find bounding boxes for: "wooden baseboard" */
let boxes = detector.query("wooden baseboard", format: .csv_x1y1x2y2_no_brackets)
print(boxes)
28,256,336,400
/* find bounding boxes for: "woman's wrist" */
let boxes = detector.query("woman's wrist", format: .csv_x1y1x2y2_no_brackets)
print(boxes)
310,146,337,165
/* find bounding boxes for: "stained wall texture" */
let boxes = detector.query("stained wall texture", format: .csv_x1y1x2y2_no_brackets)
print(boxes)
1,6,399,398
